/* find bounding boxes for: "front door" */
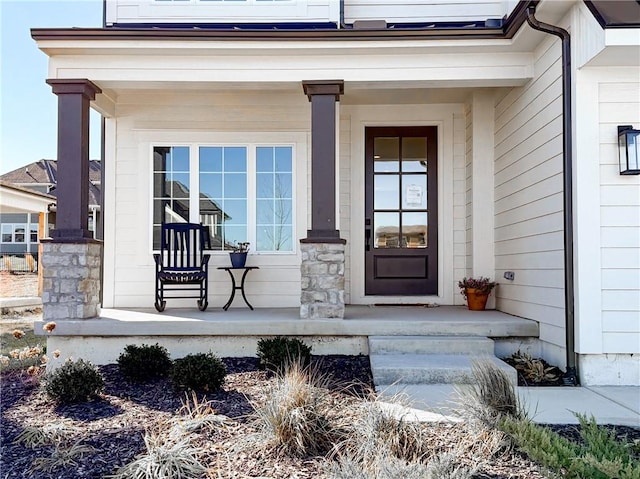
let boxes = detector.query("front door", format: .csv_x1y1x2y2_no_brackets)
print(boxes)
365,126,438,295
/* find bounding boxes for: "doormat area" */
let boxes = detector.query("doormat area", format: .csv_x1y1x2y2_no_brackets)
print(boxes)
373,303,439,308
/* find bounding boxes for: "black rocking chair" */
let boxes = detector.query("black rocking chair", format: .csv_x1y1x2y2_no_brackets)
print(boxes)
154,222,210,312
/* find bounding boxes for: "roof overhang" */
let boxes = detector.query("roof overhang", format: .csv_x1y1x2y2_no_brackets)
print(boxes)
0,182,56,214
29,0,584,102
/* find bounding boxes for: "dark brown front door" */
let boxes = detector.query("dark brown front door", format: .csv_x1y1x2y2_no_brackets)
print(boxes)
365,126,438,295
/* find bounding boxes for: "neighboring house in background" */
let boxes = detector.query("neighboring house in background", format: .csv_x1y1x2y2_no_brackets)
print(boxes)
0,181,55,255
31,0,640,385
0,160,102,250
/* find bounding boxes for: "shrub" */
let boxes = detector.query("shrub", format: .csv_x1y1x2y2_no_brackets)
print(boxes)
500,413,640,479
44,358,104,404
170,352,226,393
117,343,172,382
256,337,312,372
504,350,562,385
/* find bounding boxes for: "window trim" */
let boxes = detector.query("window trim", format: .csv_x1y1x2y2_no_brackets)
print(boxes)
1,223,32,244
150,141,297,255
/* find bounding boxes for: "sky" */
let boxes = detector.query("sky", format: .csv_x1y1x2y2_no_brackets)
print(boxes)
0,0,103,174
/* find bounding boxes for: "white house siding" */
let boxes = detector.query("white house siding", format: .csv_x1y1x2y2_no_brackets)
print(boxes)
453,109,467,306
598,80,640,354
464,101,473,297
340,114,352,304
574,72,640,386
103,90,311,309
493,35,566,367
105,0,337,25
344,0,513,24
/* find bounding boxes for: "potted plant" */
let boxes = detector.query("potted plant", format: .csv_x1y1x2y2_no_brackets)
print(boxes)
458,276,497,311
229,241,250,268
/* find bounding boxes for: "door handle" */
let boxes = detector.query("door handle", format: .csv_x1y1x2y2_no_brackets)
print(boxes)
365,220,371,251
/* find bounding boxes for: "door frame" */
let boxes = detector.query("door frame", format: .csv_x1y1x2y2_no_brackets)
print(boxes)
345,104,459,305
364,126,438,295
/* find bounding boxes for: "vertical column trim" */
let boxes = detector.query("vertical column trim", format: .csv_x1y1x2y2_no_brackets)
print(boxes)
46,78,101,242
301,80,345,244
471,91,496,307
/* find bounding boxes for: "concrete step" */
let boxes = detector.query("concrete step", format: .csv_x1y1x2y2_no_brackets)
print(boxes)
369,335,495,355
370,353,517,386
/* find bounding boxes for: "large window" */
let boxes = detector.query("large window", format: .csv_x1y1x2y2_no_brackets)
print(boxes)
1,224,28,243
152,144,294,253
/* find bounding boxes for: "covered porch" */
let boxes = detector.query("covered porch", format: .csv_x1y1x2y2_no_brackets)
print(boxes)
36,305,539,365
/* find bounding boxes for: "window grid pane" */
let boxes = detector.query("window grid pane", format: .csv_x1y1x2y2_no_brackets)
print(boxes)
2,224,12,243
255,146,293,252
200,146,247,251
153,146,190,250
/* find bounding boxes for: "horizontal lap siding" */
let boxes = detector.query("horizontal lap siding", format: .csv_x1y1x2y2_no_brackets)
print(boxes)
344,0,508,23
110,91,309,308
340,115,352,304
599,81,640,345
464,102,473,289
453,111,467,305
493,38,565,348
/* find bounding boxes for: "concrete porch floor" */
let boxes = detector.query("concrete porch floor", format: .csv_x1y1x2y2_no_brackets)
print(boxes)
35,305,538,366
37,305,539,338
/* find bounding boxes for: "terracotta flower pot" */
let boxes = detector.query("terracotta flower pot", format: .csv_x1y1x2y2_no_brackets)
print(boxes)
465,288,489,311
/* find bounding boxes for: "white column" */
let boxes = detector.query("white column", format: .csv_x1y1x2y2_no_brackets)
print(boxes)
102,116,117,308
574,69,602,354
471,91,496,306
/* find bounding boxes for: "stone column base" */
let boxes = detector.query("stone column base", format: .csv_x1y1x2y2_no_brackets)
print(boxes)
300,242,345,319
41,241,102,320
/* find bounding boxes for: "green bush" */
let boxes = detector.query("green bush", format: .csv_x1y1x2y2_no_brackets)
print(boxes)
500,413,640,479
117,343,172,382
256,337,312,372
44,358,104,404
170,353,226,393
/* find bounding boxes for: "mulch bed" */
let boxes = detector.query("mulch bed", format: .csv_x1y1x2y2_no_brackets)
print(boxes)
1,355,638,479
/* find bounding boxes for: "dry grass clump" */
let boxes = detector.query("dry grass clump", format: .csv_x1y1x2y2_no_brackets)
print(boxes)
327,395,487,479
455,360,524,429
248,360,338,457
327,374,528,479
14,420,96,474
339,397,432,464
109,394,229,479
30,441,97,473
109,427,206,479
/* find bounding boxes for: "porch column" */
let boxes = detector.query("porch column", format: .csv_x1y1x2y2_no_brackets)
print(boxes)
300,80,346,319
46,79,101,240
42,79,102,321
470,91,497,307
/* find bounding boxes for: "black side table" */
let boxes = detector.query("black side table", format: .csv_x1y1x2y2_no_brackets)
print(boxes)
217,266,259,310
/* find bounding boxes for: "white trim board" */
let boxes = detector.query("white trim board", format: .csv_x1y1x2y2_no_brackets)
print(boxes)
344,103,461,305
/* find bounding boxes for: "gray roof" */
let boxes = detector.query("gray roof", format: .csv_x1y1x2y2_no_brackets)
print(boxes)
0,159,101,207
